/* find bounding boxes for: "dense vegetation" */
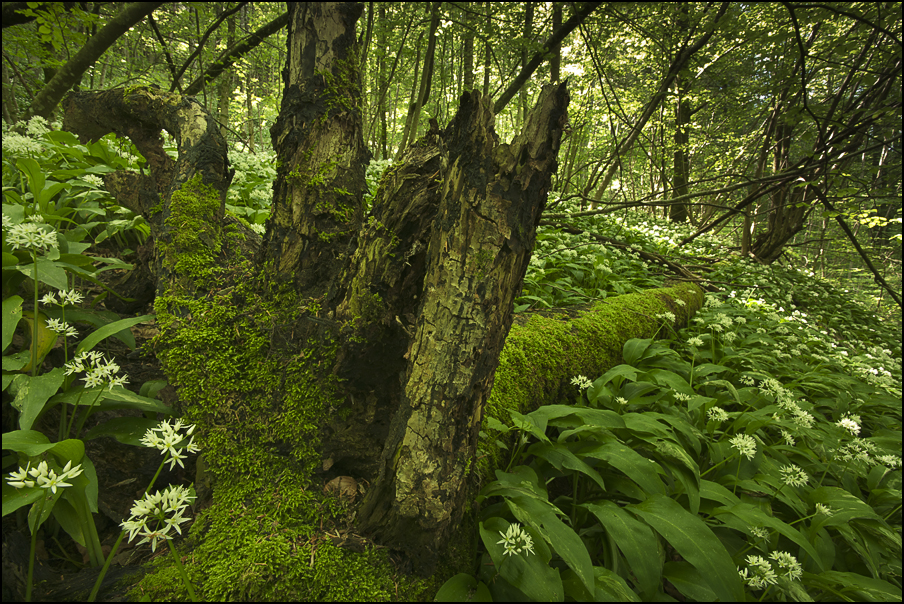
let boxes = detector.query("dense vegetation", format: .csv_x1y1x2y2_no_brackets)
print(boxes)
1,2,900,601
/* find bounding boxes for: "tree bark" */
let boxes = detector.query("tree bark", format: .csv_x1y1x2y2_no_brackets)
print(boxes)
258,2,369,294
60,1,570,584
353,83,569,573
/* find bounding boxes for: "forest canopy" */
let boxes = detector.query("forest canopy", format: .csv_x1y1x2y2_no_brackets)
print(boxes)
2,2,901,298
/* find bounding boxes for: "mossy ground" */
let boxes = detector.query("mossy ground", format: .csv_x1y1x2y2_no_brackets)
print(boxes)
129,178,702,601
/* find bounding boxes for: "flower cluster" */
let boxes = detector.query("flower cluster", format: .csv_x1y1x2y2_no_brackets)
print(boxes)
738,550,803,590
729,433,757,460
570,375,592,390
45,318,78,337
779,464,809,488
140,419,200,470
835,415,861,436
5,222,59,253
121,484,196,553
707,407,729,423
7,460,83,494
497,523,535,557
41,289,85,307
64,350,129,390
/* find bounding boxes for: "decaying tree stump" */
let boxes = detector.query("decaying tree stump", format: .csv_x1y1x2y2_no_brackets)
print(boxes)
60,1,568,580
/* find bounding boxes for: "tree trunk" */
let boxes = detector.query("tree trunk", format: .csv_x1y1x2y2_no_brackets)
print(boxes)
61,1,570,584
352,83,569,573
669,3,691,224
591,2,727,202
27,2,165,120
258,2,370,293
395,2,440,160
462,2,475,90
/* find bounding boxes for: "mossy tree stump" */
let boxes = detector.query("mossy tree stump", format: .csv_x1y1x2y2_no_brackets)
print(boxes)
54,3,697,599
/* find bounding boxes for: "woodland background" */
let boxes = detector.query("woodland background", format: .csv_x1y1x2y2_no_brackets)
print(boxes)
1,2,902,602
2,1,901,297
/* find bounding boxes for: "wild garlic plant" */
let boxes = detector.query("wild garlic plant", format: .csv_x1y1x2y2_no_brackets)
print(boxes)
88,419,201,602
440,281,899,601
6,459,86,602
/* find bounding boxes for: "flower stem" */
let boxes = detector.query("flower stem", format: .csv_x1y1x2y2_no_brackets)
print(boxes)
87,530,127,603
167,538,199,602
88,460,167,602
732,456,742,495
25,494,49,602
31,250,39,377
700,455,730,478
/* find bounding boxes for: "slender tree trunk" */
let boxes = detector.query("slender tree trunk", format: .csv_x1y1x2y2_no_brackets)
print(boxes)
215,6,236,141
592,2,728,202
520,3,534,126
669,3,691,223
462,1,475,90
395,33,422,160
377,3,388,159
493,1,602,114
550,2,562,84
483,1,491,96
396,2,440,160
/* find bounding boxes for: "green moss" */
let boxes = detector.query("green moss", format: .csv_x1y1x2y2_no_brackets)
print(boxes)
136,212,701,601
157,175,225,290
316,45,361,117
477,282,704,481
139,250,444,601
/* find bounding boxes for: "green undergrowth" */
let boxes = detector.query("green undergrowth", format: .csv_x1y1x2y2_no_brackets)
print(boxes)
438,210,901,602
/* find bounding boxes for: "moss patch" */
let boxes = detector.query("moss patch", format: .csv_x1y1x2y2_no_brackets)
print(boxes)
478,281,704,481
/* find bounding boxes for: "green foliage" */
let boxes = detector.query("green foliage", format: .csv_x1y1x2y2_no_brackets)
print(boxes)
2,117,150,253
441,212,901,602
2,117,168,586
364,158,394,212
224,149,276,232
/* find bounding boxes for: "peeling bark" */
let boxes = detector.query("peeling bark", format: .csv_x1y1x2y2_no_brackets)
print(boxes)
354,85,569,574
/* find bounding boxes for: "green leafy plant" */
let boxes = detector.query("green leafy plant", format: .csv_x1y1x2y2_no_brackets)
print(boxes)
439,262,900,601
2,119,187,601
